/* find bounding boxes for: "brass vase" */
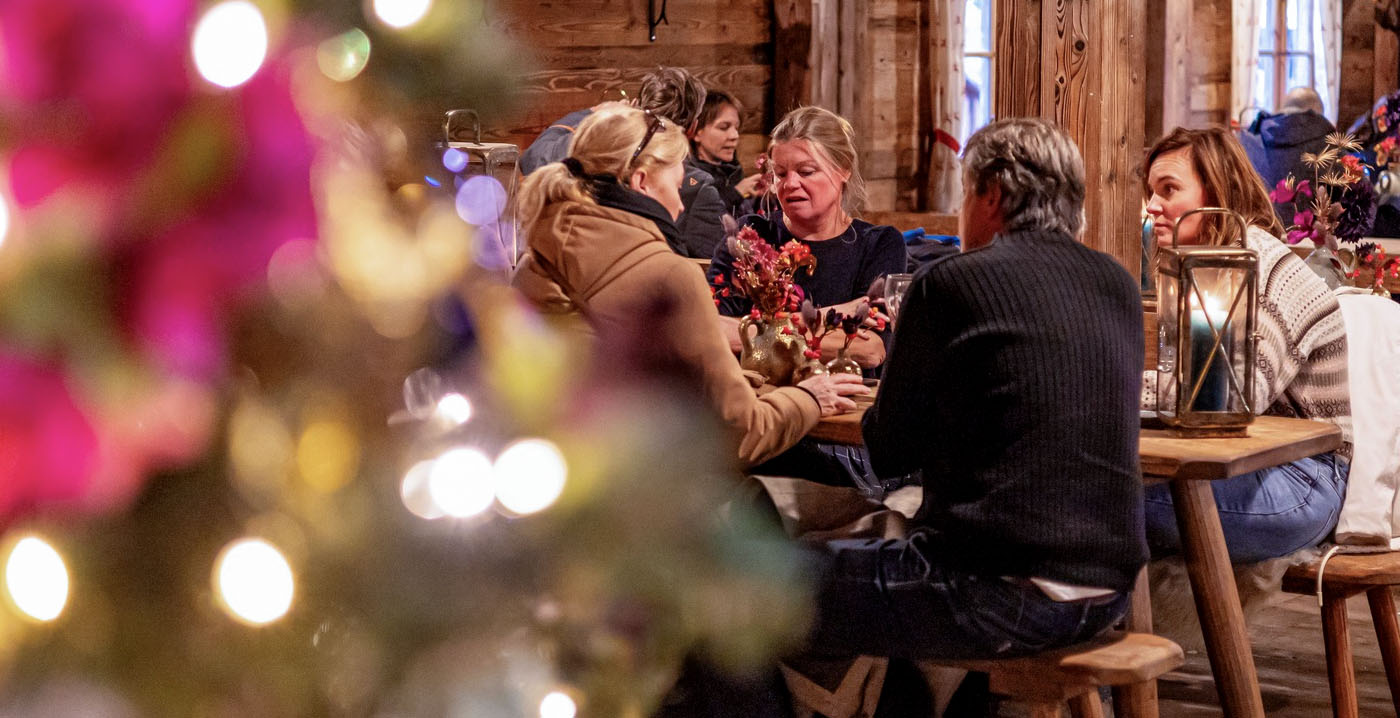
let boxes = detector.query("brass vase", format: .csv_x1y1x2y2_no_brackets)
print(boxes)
737,314,810,386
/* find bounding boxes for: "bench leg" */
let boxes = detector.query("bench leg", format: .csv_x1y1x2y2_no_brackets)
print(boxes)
1365,587,1400,717
1027,701,1065,718
1322,593,1359,718
1112,567,1159,718
1069,690,1106,718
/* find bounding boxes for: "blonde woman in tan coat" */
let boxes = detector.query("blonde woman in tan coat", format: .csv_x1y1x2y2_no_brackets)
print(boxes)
511,105,867,468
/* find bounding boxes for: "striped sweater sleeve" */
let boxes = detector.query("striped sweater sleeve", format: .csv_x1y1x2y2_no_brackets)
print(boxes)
1247,227,1353,457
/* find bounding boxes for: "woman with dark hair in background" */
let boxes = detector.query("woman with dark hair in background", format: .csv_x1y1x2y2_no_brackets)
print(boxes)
687,90,762,218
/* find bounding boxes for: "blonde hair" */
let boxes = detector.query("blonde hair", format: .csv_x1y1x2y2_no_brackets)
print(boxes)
517,105,690,236
769,106,867,213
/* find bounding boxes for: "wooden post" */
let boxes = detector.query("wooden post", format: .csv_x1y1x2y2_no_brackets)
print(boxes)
773,0,815,116
994,0,1146,280
1376,23,1399,109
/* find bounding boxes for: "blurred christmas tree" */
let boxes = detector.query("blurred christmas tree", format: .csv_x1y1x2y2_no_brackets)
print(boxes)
0,1,813,715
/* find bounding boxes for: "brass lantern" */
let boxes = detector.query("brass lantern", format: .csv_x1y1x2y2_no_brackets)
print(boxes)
1155,207,1259,437
438,109,522,270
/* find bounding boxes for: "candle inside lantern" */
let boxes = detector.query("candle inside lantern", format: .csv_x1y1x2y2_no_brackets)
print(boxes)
1188,297,1231,411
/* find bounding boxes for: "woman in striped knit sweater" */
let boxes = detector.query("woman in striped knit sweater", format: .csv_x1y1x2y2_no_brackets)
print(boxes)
1142,127,1352,563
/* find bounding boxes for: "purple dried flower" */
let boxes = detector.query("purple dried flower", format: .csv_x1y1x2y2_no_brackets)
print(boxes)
1335,178,1378,243
799,299,819,329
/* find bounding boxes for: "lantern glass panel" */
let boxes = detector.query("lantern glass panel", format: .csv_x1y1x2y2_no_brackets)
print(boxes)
1180,264,1250,414
1155,267,1180,419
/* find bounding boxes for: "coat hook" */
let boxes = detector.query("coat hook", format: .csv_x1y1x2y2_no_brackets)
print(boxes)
648,0,669,42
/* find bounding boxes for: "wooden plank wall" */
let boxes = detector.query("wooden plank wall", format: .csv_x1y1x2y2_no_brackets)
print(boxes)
836,0,923,211
1186,0,1233,128
1340,0,1400,129
480,0,774,168
1153,0,1397,132
1144,0,1191,143
993,0,1146,278
480,0,926,213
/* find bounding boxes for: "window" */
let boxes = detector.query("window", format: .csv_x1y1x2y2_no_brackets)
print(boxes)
1254,0,1315,114
962,0,994,144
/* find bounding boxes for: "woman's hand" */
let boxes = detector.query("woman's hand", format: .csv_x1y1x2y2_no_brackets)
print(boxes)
716,315,744,353
736,173,763,198
819,330,886,368
822,298,889,329
797,373,869,417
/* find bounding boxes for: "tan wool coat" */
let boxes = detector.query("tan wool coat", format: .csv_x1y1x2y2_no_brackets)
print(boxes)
512,199,820,467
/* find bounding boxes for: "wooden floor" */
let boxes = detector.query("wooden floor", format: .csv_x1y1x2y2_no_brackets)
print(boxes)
984,590,1397,717
1153,590,1398,717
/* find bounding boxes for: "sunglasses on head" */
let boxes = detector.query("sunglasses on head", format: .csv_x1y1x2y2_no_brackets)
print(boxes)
631,109,665,163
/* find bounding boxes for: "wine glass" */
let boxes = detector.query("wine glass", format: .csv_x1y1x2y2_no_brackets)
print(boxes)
883,273,914,325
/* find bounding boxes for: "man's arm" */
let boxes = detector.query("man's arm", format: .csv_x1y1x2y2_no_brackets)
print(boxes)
861,272,939,478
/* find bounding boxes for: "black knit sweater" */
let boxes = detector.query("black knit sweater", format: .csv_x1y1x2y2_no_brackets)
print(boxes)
861,229,1148,592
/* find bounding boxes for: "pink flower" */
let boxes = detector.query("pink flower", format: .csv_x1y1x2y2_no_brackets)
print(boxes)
1270,179,1312,205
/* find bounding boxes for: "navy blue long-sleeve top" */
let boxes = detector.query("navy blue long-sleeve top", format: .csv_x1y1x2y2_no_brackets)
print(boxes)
707,209,906,315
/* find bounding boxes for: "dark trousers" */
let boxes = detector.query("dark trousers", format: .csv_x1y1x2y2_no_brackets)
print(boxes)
805,530,1131,660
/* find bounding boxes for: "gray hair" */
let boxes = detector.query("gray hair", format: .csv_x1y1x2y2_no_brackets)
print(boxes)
961,117,1086,238
1280,86,1324,115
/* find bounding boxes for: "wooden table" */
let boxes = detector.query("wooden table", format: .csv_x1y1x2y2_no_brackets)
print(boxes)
1139,415,1341,718
810,408,1342,718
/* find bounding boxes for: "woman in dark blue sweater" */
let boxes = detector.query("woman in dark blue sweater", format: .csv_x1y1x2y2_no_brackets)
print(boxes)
708,106,905,370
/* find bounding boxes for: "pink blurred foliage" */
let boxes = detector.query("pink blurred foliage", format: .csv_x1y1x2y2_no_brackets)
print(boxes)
0,0,319,525
0,353,100,522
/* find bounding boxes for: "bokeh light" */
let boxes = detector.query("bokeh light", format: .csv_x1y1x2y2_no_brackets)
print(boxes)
214,538,295,625
191,1,269,89
455,175,507,226
494,439,567,516
402,367,446,419
296,419,360,494
316,28,372,82
0,192,10,249
372,0,433,28
434,393,472,425
400,460,444,519
539,691,577,718
442,148,469,173
4,536,69,622
428,448,495,518
266,238,329,309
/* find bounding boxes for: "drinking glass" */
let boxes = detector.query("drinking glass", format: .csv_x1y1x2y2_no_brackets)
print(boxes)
883,273,914,325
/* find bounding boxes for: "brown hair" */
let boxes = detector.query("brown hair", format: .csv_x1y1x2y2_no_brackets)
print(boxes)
637,67,707,130
695,90,743,132
770,106,866,213
1143,127,1283,245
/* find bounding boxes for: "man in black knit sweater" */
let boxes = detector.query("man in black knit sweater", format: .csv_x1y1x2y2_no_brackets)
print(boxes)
805,118,1147,660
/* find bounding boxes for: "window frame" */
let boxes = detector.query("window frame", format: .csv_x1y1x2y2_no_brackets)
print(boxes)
1257,0,1314,112
961,0,995,144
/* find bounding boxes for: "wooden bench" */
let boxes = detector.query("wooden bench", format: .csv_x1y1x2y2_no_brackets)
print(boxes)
1282,552,1400,718
931,632,1183,718
862,211,960,237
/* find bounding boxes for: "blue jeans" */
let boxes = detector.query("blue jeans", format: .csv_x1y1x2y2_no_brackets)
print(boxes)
1144,452,1349,564
805,530,1131,660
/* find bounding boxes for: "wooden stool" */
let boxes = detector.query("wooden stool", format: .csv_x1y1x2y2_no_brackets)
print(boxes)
1282,551,1400,718
930,632,1183,717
